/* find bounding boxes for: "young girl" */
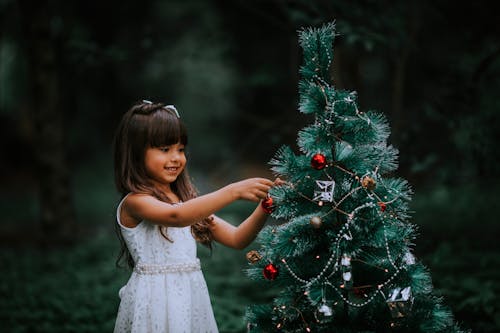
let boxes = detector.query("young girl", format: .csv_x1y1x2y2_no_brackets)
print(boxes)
112,100,276,333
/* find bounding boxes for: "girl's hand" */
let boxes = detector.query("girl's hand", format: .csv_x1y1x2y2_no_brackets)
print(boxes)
229,178,274,202
273,177,286,186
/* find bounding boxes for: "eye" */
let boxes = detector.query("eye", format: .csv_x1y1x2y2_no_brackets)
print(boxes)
159,146,170,152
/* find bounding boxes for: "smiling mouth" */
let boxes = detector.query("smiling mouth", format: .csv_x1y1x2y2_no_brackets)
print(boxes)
165,167,180,172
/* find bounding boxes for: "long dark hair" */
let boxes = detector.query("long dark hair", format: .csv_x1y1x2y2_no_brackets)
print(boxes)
113,100,213,269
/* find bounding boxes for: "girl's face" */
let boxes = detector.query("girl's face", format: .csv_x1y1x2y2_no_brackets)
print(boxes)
144,142,186,190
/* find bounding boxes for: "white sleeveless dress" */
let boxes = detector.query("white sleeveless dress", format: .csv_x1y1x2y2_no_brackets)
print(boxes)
113,196,219,333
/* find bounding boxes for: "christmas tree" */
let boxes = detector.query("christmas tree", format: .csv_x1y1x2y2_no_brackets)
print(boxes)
245,22,466,333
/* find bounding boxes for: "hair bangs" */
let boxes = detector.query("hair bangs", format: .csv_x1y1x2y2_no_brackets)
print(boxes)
147,110,188,147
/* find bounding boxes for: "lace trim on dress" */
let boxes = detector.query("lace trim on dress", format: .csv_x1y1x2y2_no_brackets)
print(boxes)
134,259,201,275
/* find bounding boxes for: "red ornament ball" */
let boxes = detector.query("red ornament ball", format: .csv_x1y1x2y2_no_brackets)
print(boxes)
378,202,387,212
261,196,274,214
263,263,279,280
311,153,327,170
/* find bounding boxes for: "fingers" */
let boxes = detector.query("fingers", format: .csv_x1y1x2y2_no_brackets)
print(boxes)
250,193,268,202
236,177,285,202
241,193,265,203
250,177,285,197
250,186,270,201
248,180,272,201
273,177,286,186
255,178,274,187
256,181,272,192
247,178,272,193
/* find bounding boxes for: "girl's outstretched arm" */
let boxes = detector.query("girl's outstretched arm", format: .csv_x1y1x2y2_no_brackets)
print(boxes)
209,178,284,250
209,206,268,250
120,178,274,228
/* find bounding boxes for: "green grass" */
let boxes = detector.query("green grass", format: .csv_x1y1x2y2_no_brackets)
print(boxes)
410,183,500,333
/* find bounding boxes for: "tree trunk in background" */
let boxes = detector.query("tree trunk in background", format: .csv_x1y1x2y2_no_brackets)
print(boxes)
391,3,421,146
20,1,76,245
391,54,407,145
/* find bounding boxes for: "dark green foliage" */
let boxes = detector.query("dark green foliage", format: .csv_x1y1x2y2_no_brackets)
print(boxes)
0,232,128,333
298,22,336,85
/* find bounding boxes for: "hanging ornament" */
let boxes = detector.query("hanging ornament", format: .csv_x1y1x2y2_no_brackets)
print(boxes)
378,201,387,212
386,286,414,318
263,263,279,280
261,195,274,214
246,250,262,264
313,284,335,324
313,180,335,202
361,176,376,191
341,254,351,266
342,231,353,241
402,251,416,265
340,254,353,289
314,302,335,323
310,216,323,229
311,153,327,170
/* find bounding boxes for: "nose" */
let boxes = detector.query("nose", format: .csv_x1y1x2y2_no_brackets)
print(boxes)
170,150,181,161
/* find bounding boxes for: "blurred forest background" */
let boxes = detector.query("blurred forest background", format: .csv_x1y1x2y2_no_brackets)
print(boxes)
1,0,499,332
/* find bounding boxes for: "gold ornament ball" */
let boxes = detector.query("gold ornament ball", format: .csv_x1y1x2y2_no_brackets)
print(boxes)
310,216,323,229
246,250,262,264
361,176,377,191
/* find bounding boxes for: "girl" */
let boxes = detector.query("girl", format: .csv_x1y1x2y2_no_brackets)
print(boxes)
113,100,276,333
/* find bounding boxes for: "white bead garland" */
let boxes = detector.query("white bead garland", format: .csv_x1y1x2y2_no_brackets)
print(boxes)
281,215,353,286
277,160,407,310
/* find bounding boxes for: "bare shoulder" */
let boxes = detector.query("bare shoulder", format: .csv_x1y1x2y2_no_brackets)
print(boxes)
125,193,157,206
123,193,157,214
122,193,180,227
120,193,156,228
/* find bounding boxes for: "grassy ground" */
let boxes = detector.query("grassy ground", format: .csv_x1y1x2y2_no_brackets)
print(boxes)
0,185,498,332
